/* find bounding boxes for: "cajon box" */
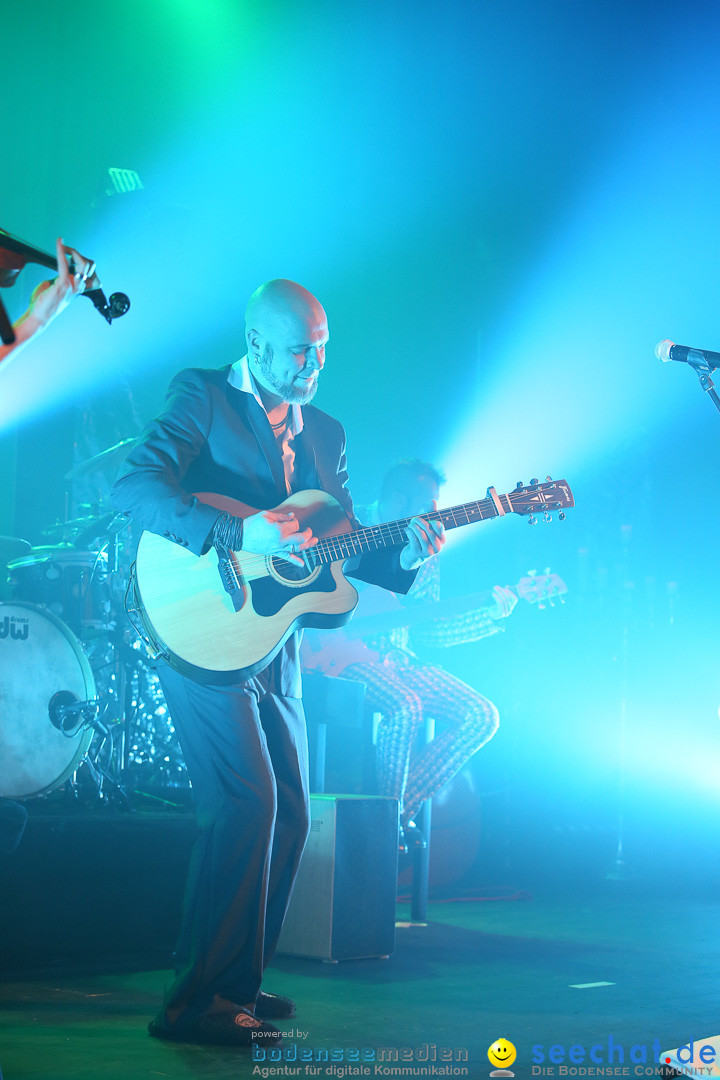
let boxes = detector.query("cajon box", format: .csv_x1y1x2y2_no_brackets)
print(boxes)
277,795,398,961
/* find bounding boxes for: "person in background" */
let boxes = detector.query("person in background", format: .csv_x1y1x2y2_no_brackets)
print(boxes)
0,235,98,364
309,458,516,849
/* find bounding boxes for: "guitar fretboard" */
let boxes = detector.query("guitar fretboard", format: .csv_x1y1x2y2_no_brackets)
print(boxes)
308,492,513,566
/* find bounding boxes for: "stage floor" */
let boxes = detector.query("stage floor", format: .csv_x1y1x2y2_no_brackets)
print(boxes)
0,888,716,1080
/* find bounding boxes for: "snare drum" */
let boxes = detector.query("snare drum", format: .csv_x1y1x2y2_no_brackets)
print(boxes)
7,546,111,636
0,603,95,799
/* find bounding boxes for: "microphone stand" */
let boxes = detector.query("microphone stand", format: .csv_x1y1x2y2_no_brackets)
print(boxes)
665,347,720,415
690,364,720,415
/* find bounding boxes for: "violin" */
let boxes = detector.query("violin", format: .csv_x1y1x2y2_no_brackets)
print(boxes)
0,228,130,328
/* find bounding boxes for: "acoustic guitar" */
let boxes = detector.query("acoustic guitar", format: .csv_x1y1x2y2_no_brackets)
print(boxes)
131,479,574,683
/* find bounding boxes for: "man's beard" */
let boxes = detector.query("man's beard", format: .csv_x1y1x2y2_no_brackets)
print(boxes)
258,345,318,404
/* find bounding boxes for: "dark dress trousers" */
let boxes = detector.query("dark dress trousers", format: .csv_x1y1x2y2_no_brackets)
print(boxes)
111,366,414,1024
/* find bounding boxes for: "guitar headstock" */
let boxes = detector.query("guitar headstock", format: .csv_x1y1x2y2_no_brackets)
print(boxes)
508,478,574,523
517,570,568,607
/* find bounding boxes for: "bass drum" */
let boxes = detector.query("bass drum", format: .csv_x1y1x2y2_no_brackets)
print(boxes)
7,547,111,637
0,603,95,799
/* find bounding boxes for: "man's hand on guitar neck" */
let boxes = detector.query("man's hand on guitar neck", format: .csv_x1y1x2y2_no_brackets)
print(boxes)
399,512,446,572
487,585,518,620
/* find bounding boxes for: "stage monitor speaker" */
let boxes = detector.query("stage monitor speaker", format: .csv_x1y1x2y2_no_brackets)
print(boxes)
277,794,398,961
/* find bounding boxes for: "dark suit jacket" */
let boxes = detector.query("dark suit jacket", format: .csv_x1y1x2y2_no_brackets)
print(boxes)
111,365,415,693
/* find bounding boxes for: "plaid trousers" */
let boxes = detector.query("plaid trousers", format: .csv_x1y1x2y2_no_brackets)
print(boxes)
343,651,499,824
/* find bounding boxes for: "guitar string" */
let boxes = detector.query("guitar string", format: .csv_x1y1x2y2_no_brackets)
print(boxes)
169,484,565,573
216,497,498,572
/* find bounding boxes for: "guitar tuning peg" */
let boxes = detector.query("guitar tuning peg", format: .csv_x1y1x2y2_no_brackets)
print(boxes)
546,475,552,481
543,511,552,523
530,478,539,486
558,511,566,521
515,481,524,489
528,514,537,525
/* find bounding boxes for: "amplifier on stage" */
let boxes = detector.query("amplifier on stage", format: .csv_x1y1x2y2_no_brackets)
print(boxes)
277,795,398,962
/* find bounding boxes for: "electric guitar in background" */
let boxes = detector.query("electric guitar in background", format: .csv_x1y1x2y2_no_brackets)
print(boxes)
130,478,574,683
300,571,568,676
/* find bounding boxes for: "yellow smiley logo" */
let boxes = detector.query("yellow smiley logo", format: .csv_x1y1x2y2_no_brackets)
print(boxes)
488,1038,517,1069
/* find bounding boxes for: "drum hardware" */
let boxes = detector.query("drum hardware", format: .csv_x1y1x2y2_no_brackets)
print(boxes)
7,513,131,640
73,713,133,810
48,690,101,737
38,508,128,548
0,603,95,800
110,635,189,792
3,502,188,805
83,631,190,797
74,510,129,552
7,546,113,638
45,688,132,805
41,506,110,544
64,437,135,481
0,536,32,563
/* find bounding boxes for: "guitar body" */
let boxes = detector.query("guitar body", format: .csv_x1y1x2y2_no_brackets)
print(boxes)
131,478,574,684
133,490,359,683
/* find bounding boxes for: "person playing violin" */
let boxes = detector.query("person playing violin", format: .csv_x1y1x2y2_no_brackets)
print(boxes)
0,235,98,364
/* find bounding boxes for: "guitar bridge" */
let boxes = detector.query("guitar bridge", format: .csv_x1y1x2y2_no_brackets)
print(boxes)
216,547,245,613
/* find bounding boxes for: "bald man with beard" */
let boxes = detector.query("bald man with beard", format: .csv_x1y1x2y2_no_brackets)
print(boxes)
111,279,444,1047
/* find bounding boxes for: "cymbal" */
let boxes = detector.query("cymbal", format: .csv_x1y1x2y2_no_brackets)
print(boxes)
0,536,32,562
74,512,127,549
65,437,135,480
41,513,107,542
41,512,130,549
6,544,77,569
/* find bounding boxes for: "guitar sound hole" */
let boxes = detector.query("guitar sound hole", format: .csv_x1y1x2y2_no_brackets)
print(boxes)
269,556,317,584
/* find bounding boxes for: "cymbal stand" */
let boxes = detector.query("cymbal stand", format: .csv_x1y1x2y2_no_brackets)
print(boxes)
76,521,189,804
76,749,133,811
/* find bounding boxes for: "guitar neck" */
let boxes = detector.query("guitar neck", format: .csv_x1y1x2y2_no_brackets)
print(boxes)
310,479,574,565
312,494,509,565
341,588,498,639
340,573,567,639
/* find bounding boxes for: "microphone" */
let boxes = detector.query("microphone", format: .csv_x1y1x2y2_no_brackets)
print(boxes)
655,340,720,371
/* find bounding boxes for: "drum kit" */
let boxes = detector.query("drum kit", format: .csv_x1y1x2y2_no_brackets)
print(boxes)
0,438,190,806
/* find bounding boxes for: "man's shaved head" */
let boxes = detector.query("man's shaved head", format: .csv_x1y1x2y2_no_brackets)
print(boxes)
245,279,326,344
245,279,329,405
